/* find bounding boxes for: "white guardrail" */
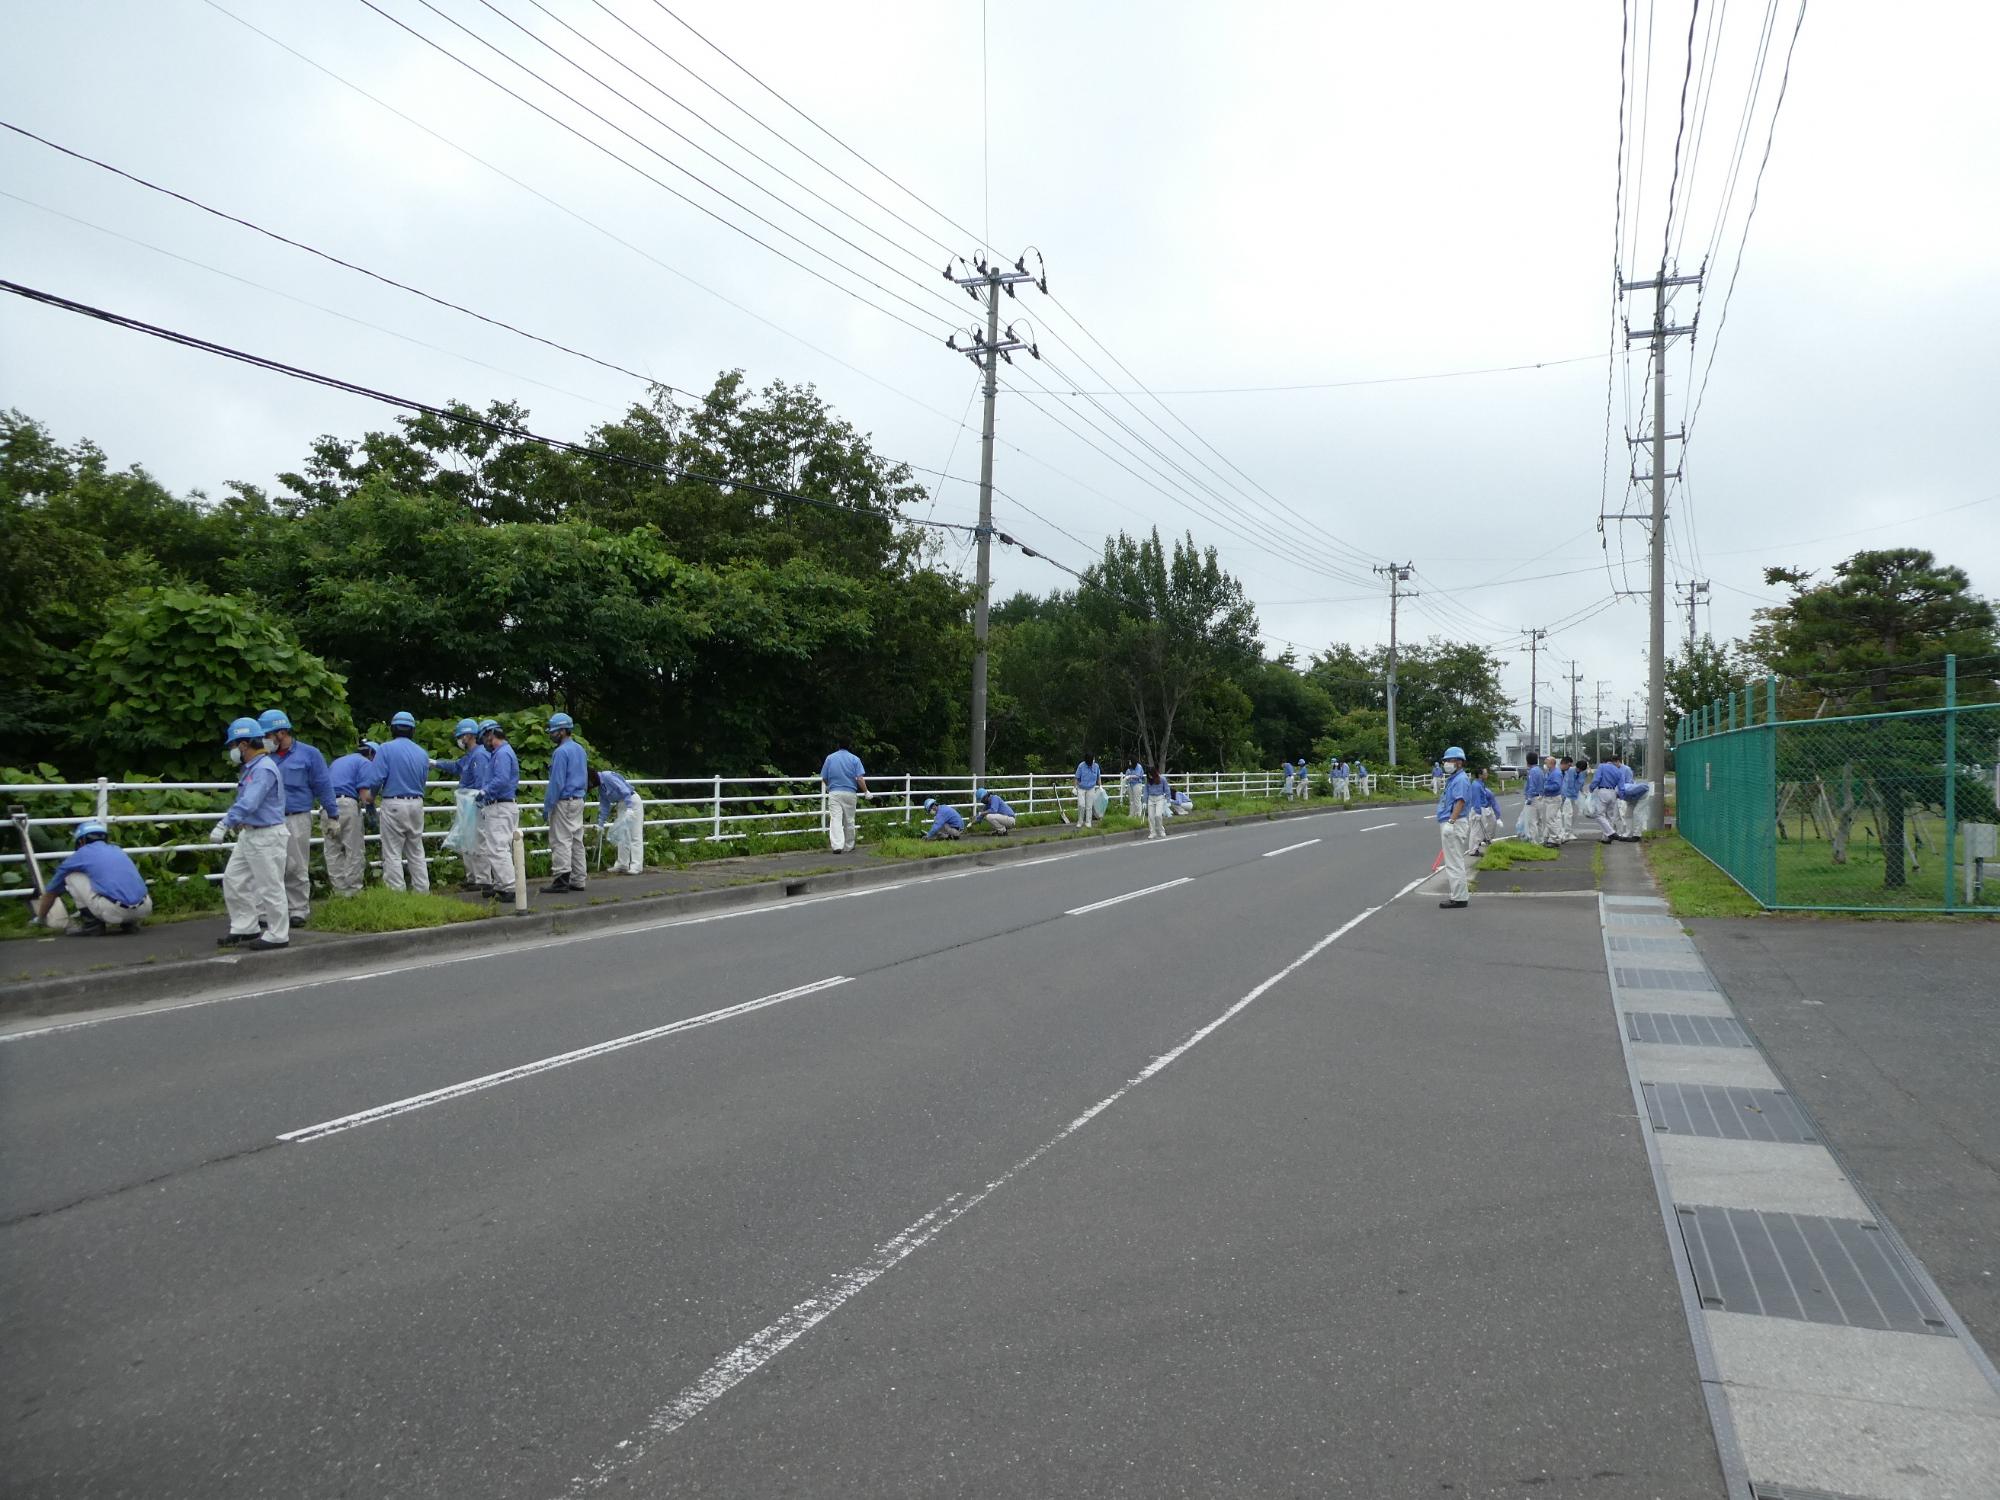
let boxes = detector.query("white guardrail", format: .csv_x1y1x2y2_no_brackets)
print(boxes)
1,767,1419,897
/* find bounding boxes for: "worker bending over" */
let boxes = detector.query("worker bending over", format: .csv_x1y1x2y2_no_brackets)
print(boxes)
920,798,965,841
31,820,152,935
1615,779,1652,841
326,738,383,896
591,767,645,874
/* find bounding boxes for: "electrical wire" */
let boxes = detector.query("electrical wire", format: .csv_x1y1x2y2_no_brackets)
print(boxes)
1059,352,1605,396
0,277,979,533
1656,0,1704,271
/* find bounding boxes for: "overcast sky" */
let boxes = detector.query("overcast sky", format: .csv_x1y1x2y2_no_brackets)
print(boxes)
4,1,1996,742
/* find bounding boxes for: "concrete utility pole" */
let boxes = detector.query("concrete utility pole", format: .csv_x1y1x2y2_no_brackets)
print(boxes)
1374,562,1416,767
1622,268,1701,828
1566,662,1585,758
1520,628,1548,762
1678,578,1711,658
946,251,1044,780
1595,679,1610,758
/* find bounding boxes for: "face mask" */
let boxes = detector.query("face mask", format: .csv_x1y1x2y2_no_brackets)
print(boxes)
228,746,243,766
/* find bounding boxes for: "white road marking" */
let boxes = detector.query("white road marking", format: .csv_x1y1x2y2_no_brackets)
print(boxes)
560,878,1425,1496
1359,822,1399,832
278,976,851,1143
1063,877,1193,916
1260,838,1322,858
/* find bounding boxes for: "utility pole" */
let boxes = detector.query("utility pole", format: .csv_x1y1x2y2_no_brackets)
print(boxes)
1624,695,1637,765
1678,578,1711,658
1595,679,1610,759
1520,628,1548,762
946,250,1044,780
1622,267,1701,828
1566,661,1584,758
1374,562,1416,767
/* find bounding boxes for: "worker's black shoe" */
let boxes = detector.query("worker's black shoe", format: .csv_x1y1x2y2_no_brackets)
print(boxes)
539,877,572,894
290,914,310,929
65,914,108,938
489,889,516,903
248,938,289,952
217,931,257,947
458,879,485,893
1438,899,1469,909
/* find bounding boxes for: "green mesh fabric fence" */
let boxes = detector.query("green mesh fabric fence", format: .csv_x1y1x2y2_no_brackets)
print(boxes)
1675,682,2000,913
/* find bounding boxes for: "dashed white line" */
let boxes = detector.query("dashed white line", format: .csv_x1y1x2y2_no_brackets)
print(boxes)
278,976,851,1143
559,880,1426,1495
1063,877,1193,917
1359,822,1399,832
1261,838,1322,858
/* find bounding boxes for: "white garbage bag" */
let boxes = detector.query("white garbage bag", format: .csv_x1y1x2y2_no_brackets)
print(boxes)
445,789,480,854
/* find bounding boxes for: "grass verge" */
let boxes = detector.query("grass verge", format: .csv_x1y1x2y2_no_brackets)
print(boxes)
1642,830,1763,919
1476,839,1560,872
310,887,495,933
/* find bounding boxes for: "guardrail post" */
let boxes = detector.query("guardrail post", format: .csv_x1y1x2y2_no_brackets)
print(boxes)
904,773,913,824
712,775,723,841
1943,654,1957,911
94,776,110,821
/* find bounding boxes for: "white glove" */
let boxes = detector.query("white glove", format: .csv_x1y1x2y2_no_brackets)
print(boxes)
208,821,230,844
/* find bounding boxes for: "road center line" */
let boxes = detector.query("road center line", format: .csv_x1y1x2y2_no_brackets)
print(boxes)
559,878,1426,1496
278,976,851,1144
1261,838,1322,858
1063,876,1193,916
1359,822,1399,832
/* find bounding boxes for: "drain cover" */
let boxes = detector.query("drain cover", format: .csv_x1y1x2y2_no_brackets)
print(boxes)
1614,965,1721,992
1608,934,1702,955
1626,1011,1751,1047
1752,1483,1890,1500
1643,1082,1815,1142
1677,1205,1952,1336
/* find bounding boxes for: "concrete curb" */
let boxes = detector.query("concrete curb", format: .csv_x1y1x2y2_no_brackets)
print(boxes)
0,800,1394,1022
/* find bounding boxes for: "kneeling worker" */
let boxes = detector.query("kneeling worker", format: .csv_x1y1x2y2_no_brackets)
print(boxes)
590,767,645,874
972,787,1016,834
31,820,152,934
921,797,965,840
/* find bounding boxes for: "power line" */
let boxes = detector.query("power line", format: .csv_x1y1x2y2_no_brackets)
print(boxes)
1657,0,1704,270
0,277,980,534
1058,352,1605,396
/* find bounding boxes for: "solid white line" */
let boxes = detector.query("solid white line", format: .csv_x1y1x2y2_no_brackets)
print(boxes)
1062,876,1192,917
1261,838,1322,858
1358,822,1399,832
278,976,851,1144
559,881,1421,1496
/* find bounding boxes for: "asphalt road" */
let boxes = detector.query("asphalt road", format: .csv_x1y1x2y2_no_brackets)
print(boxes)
0,806,1723,1499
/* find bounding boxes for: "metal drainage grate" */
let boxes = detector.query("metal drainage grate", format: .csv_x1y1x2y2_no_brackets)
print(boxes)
1608,934,1702,955
1643,1083,1815,1142
1615,965,1721,993
1604,913,1682,929
1677,1205,1952,1336
1626,1012,1751,1047
1751,1485,1882,1500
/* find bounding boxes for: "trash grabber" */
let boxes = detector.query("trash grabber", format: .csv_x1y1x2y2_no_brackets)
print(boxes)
9,805,49,901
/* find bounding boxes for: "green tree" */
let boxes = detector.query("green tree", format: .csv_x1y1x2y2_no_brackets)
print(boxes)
1665,634,1743,735
80,587,355,780
1748,549,2000,888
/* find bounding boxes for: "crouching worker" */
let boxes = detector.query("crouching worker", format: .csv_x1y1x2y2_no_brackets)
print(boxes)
920,798,965,840
31,821,152,935
971,787,1016,834
591,767,645,874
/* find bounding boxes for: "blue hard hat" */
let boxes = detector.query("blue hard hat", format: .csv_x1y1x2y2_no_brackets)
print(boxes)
74,820,108,845
1443,746,1467,761
361,738,381,753
974,787,989,801
225,716,264,744
452,717,479,738
546,712,575,733
923,798,938,812
477,719,501,734
257,709,292,734
391,711,416,730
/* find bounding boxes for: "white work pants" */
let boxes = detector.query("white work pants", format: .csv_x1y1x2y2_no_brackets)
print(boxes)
1592,788,1618,839
378,798,429,893
1077,786,1096,826
608,796,645,874
1146,797,1167,839
1620,793,1650,837
283,810,313,920
327,796,367,894
984,813,1016,834
478,801,520,892
1296,774,1310,800
1559,796,1576,841
1541,799,1564,843
1337,777,1350,803
827,789,858,852
224,823,289,942
548,797,587,883
63,871,152,928
1128,783,1143,817
1440,819,1471,902
1481,808,1500,852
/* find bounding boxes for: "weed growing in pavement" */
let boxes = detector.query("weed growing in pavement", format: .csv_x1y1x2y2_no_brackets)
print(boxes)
308,888,494,934
1476,840,1559,872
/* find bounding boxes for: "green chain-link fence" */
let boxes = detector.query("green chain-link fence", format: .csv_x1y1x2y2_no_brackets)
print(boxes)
1675,661,2000,912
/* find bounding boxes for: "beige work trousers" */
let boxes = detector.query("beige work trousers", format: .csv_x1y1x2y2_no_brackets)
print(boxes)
224,822,289,942
478,801,520,892
547,797,587,883
826,789,858,852
379,798,429,893
1439,818,1471,903
327,796,367,894
63,872,153,928
283,810,314,919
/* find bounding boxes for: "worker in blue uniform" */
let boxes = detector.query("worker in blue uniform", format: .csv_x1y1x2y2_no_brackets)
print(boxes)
1436,747,1474,908
258,708,337,927
374,710,433,893
212,716,290,949
31,820,152,934
542,712,589,893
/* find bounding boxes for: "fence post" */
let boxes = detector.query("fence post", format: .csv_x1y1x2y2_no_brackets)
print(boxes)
712,776,723,841
1943,654,1957,911
94,776,110,822
1728,691,1737,732
904,773,913,824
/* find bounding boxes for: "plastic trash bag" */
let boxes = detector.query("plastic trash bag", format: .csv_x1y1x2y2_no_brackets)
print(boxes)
1515,802,1530,839
1092,786,1109,818
445,789,480,854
